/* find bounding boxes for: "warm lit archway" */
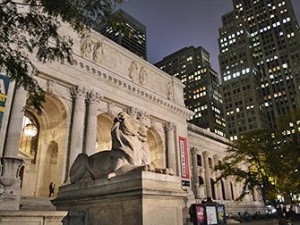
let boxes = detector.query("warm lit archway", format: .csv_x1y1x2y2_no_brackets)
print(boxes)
19,94,68,197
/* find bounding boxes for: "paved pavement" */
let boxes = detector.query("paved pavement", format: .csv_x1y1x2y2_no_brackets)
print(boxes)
228,218,300,225
228,219,277,225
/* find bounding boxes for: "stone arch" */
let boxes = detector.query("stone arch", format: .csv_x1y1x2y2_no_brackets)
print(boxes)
147,127,164,168
49,141,59,165
20,93,68,197
96,113,114,152
39,140,59,196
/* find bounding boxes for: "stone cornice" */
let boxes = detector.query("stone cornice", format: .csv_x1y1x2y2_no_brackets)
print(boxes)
70,56,193,119
187,123,231,145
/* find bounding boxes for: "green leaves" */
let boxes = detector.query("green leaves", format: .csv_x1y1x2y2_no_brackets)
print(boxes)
0,0,122,112
215,124,300,204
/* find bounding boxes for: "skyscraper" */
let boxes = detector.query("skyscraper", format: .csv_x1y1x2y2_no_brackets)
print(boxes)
219,0,300,140
95,9,147,59
156,46,226,137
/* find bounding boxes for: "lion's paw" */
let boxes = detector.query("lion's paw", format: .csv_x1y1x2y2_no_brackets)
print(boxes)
107,172,116,180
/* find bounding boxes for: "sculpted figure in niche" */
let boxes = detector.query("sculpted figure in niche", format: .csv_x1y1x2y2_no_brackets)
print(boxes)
128,61,139,82
139,67,147,85
80,35,93,58
70,111,172,183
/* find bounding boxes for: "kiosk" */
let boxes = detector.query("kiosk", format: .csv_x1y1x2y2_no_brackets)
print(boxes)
189,198,226,225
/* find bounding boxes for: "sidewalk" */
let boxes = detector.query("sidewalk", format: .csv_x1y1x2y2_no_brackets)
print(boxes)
228,218,300,225
228,218,277,225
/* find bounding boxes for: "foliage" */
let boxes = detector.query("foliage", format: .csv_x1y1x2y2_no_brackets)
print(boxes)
0,0,122,112
215,112,300,204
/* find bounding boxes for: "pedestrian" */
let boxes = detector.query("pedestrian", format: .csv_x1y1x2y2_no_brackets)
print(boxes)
287,205,296,221
49,182,55,197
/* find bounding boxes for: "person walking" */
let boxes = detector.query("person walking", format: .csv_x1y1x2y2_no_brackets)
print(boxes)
49,182,55,197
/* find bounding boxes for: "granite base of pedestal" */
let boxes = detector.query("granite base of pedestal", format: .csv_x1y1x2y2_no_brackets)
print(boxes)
0,184,21,210
52,171,187,225
0,211,67,225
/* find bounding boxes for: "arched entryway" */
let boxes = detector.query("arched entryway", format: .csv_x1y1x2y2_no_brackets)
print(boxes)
96,113,114,152
19,94,69,197
147,127,164,168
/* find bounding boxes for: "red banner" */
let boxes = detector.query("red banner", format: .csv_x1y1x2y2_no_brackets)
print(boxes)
179,136,190,186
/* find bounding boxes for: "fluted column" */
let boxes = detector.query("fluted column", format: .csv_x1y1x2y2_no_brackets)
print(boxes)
3,85,27,157
84,91,102,156
203,151,212,198
213,154,222,200
225,179,232,200
68,86,87,172
252,188,259,201
164,122,177,174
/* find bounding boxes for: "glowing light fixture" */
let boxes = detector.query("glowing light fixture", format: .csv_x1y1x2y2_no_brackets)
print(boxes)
23,124,38,137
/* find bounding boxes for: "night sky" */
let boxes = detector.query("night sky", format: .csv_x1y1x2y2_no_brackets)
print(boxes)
121,0,300,74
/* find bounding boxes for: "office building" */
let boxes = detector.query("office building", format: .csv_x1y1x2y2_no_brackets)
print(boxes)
219,0,300,140
95,9,147,59
156,46,226,137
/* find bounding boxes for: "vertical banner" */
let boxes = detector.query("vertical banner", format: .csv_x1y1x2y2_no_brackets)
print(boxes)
179,136,190,187
0,74,10,129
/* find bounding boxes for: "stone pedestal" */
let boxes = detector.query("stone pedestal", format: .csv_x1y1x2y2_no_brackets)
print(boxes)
0,157,24,210
52,171,187,225
0,211,67,225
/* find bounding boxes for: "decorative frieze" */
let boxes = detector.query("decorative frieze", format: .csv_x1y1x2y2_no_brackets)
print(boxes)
80,35,104,64
128,61,148,85
70,57,192,119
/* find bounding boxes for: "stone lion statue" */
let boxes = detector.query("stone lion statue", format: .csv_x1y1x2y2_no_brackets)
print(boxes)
70,111,159,184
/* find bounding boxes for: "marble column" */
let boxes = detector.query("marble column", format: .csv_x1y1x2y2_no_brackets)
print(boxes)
84,91,102,156
213,154,222,200
164,122,177,175
203,151,212,198
252,188,259,201
68,86,87,172
225,179,232,200
3,85,27,157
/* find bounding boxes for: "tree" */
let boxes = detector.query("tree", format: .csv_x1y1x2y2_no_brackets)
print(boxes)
215,126,300,205
0,0,122,112
274,109,300,203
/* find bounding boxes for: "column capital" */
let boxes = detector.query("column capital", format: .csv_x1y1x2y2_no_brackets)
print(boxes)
202,151,209,157
88,91,103,104
164,122,175,132
190,147,199,155
213,154,219,160
71,86,87,99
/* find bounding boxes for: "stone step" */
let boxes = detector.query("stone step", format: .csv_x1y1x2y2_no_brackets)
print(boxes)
0,210,67,225
20,196,57,211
